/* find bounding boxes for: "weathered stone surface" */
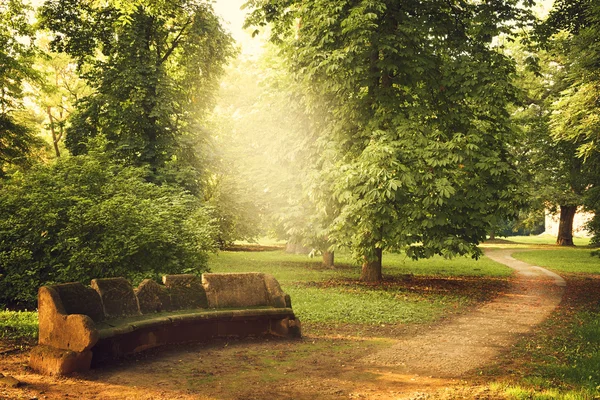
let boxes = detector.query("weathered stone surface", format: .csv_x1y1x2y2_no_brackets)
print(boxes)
162,274,208,309
284,294,292,308
32,273,300,375
91,277,140,318
134,279,171,313
203,272,278,309
288,318,302,338
262,274,287,308
0,374,21,388
37,286,99,352
52,282,104,322
29,345,92,375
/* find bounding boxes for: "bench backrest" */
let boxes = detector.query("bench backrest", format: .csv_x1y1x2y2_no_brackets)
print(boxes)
48,282,105,322
40,272,288,322
202,272,287,309
91,277,141,318
162,274,208,310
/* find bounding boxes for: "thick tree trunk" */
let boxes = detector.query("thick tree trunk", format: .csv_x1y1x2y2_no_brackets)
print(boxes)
556,205,577,246
360,248,383,282
489,231,496,240
322,251,334,268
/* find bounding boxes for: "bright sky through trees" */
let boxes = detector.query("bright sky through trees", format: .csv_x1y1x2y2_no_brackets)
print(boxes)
213,0,263,57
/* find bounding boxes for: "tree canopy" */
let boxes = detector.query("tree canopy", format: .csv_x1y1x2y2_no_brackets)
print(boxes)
39,0,234,190
0,0,41,176
246,0,530,280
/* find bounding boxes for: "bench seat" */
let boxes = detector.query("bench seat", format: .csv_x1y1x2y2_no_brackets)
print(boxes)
29,273,301,375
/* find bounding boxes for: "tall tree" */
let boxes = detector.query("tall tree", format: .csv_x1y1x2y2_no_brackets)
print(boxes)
246,0,529,281
537,0,600,245
0,0,41,176
39,0,234,191
510,37,590,246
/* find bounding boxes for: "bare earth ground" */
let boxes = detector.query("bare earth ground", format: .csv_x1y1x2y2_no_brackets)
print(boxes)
0,249,565,400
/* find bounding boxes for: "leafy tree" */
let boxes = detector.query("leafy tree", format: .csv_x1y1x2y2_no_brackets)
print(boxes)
537,0,600,245
0,145,217,307
509,37,591,246
0,0,41,176
31,38,91,158
246,0,530,281
39,0,234,191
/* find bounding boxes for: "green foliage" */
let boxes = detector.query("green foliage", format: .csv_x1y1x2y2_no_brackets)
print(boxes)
507,36,592,246
0,310,38,340
39,0,234,190
537,0,600,246
30,38,92,159
208,48,322,248
0,149,217,307
0,0,42,175
203,173,263,248
245,0,530,271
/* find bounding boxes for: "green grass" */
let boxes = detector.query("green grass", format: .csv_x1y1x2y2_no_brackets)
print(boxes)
208,250,510,326
511,248,600,274
500,235,591,246
504,386,596,400
286,286,462,325
0,310,38,340
498,310,600,399
208,250,512,283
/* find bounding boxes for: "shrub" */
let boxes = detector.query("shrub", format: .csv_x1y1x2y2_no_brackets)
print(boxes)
0,152,217,307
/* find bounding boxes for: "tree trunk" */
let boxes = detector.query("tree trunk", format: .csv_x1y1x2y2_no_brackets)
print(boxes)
556,205,577,246
47,107,61,158
360,248,383,282
322,251,334,268
489,231,496,240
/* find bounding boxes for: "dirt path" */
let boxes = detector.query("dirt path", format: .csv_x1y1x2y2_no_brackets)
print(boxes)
0,249,565,400
363,249,565,379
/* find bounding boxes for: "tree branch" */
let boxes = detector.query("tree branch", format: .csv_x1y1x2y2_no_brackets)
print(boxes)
161,17,193,64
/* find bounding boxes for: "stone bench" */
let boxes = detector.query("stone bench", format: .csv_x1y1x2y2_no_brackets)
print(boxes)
29,273,301,375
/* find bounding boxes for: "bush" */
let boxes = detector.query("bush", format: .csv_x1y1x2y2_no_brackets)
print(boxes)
0,152,218,307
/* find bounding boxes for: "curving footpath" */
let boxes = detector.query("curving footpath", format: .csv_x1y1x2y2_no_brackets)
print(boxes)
363,248,565,378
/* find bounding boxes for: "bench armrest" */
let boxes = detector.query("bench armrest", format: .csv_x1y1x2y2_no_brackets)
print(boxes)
38,286,99,352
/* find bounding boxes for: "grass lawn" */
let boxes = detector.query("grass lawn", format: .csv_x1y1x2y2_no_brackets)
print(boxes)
500,234,591,246
2,243,600,399
511,248,600,275
0,309,38,341
208,249,511,328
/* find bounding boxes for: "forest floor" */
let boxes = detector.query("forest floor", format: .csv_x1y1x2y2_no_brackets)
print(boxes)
0,249,572,399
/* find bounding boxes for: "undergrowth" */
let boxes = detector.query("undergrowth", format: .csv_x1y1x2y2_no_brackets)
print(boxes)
0,310,38,341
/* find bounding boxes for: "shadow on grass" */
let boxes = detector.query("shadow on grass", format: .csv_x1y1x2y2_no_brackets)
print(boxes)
304,275,511,303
